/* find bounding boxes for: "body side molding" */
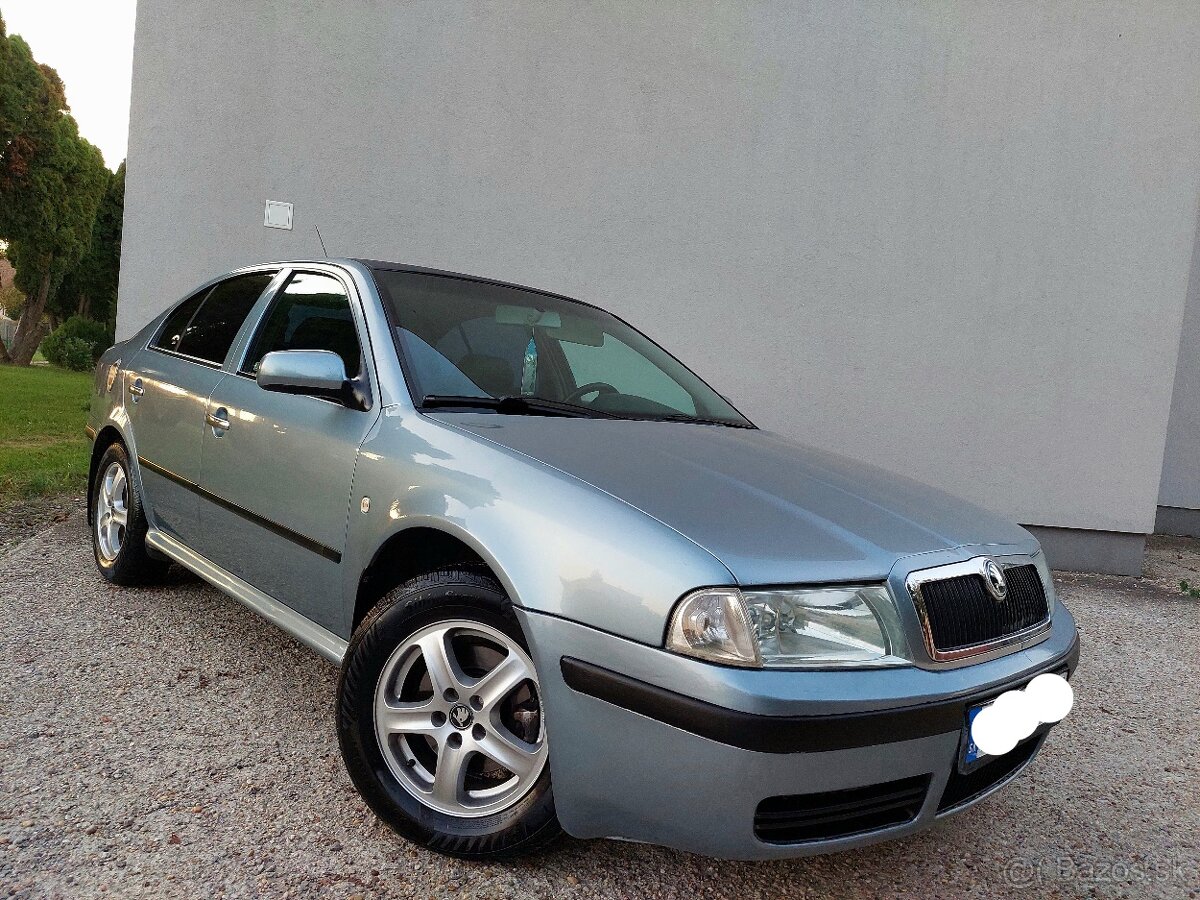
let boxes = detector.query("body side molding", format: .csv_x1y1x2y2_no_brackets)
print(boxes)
138,455,342,563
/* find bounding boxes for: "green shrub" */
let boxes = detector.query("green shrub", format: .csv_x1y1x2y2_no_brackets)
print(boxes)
39,330,69,368
45,336,94,372
40,316,112,370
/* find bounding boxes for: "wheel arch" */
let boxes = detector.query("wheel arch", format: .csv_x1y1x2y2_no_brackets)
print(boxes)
352,522,519,635
87,425,129,525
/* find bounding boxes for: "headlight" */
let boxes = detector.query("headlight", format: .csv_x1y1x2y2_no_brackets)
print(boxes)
666,585,907,668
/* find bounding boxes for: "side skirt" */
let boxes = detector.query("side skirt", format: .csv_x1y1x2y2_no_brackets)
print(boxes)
145,528,348,665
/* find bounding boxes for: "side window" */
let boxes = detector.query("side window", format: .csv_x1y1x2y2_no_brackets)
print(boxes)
242,272,363,379
560,334,697,415
173,272,276,365
151,287,211,353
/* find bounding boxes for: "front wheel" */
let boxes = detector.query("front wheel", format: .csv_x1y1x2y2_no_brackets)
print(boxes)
336,567,561,858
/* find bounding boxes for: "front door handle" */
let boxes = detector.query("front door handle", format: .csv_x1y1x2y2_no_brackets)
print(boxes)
206,408,231,433
129,378,145,400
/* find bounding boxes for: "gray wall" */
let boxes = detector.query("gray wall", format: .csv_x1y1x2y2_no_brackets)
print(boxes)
1158,220,1200,530
119,1,1200,560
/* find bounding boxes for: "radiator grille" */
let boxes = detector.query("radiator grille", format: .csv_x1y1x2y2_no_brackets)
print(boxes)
917,563,1049,655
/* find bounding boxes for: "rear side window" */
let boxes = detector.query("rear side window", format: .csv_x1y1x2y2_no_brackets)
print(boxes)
242,272,363,378
170,272,275,365
151,288,211,354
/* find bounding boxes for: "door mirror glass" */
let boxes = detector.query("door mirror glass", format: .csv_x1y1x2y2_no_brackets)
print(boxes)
256,349,349,399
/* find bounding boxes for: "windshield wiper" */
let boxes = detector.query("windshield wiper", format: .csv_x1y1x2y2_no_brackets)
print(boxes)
422,395,753,427
625,413,756,429
421,394,619,419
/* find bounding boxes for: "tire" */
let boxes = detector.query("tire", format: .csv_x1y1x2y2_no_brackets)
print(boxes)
337,567,561,858
91,442,169,586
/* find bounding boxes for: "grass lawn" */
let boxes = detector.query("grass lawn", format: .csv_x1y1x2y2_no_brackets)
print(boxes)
0,365,93,506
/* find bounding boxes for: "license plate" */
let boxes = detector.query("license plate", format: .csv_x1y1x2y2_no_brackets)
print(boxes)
963,702,989,766
961,667,1070,770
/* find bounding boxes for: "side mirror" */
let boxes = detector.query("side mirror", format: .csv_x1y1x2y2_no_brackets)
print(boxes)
256,350,367,409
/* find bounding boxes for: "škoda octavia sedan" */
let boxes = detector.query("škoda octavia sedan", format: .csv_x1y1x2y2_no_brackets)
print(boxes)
86,260,1078,859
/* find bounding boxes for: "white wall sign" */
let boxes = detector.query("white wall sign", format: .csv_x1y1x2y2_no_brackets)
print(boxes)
264,200,293,230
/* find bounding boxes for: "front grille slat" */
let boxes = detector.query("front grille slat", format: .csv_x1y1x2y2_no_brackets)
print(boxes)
917,563,1048,655
754,801,915,833
754,775,930,844
755,784,928,824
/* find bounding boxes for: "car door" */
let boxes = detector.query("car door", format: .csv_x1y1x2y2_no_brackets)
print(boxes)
195,270,379,633
126,272,277,543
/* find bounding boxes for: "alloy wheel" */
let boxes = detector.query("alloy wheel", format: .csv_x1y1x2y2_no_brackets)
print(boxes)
373,620,548,817
95,461,129,563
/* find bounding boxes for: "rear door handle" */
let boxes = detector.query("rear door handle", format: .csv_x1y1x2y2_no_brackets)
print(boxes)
206,408,231,433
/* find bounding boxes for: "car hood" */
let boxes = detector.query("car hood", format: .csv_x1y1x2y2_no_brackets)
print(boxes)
441,415,1037,585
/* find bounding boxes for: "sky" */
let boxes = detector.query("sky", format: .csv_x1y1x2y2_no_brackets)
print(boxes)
1,0,137,170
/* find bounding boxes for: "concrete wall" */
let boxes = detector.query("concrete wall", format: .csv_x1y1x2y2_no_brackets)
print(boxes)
119,1,1200,570
1157,219,1200,537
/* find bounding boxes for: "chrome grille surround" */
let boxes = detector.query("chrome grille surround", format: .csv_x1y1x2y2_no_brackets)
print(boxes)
905,556,1052,662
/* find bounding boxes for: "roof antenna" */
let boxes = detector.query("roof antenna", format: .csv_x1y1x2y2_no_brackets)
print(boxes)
314,226,328,257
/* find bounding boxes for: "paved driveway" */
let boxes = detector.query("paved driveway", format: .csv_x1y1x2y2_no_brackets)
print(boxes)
1,513,1197,899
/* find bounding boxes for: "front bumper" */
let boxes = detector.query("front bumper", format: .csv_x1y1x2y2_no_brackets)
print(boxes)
517,603,1079,860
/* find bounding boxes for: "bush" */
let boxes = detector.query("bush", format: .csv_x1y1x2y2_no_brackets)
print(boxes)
45,336,94,372
40,316,111,370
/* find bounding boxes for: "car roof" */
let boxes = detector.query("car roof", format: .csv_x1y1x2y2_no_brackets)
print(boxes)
350,259,600,307
233,258,604,312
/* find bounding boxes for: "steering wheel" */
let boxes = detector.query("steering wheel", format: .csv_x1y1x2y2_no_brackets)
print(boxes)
565,382,618,404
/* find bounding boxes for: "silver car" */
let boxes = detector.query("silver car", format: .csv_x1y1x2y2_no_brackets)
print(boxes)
86,260,1080,860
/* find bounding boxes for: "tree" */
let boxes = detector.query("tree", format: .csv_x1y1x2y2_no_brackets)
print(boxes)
0,282,24,320
0,16,108,365
0,14,47,164
55,162,124,331
2,118,107,364
0,245,22,320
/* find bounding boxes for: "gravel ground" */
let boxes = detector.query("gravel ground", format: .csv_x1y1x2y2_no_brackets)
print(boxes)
0,493,81,556
1,507,1197,899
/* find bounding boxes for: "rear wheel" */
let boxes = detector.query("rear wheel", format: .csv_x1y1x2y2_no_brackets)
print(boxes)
91,442,169,585
336,567,560,858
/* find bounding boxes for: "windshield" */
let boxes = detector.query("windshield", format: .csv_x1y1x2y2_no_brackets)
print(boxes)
370,269,752,427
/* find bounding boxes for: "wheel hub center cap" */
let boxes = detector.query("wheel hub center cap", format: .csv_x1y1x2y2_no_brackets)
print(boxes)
448,703,473,730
